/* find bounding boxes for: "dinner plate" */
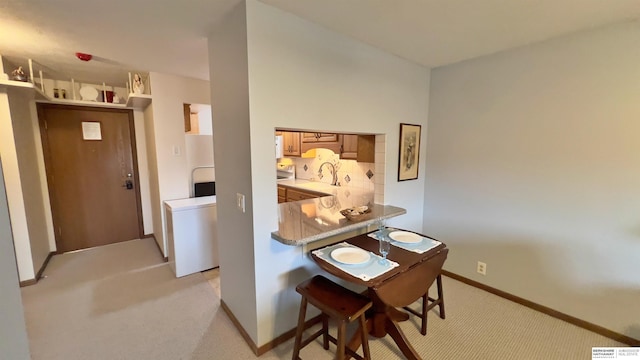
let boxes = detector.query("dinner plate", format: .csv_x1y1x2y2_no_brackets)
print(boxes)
79,86,99,101
330,247,371,265
388,231,423,244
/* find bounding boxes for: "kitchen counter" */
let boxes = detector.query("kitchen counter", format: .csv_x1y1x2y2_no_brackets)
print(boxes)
272,181,406,245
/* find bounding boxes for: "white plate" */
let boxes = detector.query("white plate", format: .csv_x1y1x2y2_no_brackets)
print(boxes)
79,86,99,101
330,247,371,265
388,231,423,244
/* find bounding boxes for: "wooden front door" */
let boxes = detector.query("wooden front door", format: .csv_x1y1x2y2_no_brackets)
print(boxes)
38,104,143,253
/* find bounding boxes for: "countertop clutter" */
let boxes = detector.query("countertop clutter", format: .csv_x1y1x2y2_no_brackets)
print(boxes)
272,180,406,245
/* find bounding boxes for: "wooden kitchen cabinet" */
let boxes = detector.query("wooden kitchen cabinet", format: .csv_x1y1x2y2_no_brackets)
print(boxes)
277,185,287,203
300,132,342,154
340,134,375,163
302,132,339,143
286,188,321,202
279,131,301,157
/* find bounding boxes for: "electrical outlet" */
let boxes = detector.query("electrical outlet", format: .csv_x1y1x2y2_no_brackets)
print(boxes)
477,261,487,275
236,193,245,213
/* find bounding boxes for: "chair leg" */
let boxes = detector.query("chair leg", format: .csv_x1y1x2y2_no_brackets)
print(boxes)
359,314,371,360
420,293,428,336
292,298,308,360
436,274,445,319
322,314,329,350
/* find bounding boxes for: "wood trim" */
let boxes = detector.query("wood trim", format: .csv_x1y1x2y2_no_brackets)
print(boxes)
220,299,259,355
143,234,168,262
19,251,55,287
19,279,37,287
35,251,54,280
257,314,323,356
220,299,323,356
442,270,640,346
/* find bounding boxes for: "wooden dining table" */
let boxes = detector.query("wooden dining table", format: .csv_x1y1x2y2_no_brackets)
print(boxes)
311,230,448,360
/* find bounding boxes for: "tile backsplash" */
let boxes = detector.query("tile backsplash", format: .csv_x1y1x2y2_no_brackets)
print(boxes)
277,134,386,204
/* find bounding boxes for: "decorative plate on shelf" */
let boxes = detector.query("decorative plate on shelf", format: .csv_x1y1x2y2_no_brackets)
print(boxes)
340,205,371,220
79,86,99,101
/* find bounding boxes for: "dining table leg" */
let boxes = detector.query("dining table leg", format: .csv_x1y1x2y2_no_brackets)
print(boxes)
385,317,422,360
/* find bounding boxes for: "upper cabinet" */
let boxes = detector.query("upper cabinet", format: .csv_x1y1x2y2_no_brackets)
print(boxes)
301,132,341,154
275,129,376,163
340,135,375,163
281,131,301,157
302,132,339,143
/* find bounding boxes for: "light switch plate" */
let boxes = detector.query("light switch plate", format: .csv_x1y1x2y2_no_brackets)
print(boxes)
236,193,245,213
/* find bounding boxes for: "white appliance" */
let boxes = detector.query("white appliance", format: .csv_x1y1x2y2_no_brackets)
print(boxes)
164,196,219,277
277,163,295,181
275,135,283,158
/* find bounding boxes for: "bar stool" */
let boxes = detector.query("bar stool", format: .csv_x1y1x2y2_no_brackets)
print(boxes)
403,273,445,335
292,275,372,360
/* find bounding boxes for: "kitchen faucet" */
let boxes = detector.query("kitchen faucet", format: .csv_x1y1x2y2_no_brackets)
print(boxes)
318,162,338,186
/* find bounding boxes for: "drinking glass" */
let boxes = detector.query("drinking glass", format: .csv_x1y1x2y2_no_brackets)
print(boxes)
379,236,390,264
377,217,385,234
377,218,390,263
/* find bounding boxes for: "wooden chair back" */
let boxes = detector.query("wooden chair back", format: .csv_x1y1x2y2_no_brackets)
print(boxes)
373,248,448,308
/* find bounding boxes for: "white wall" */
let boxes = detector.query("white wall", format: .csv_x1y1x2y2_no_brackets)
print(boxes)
185,135,215,184
0,90,35,280
9,93,52,276
209,0,259,345
425,21,640,339
0,158,31,360
143,104,161,242
148,72,211,255
133,109,153,235
208,0,430,347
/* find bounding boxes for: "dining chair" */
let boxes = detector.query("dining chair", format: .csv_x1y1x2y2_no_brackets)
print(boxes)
292,275,372,360
402,273,445,335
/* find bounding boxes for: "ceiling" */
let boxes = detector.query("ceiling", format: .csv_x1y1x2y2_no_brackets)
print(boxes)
0,0,638,86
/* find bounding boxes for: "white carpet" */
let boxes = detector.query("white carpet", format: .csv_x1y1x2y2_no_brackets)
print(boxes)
21,238,624,360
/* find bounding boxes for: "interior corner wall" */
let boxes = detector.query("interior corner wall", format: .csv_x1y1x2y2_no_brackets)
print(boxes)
246,0,430,346
0,91,34,280
132,109,153,235
425,21,640,339
142,104,162,248
148,73,211,255
9,93,51,276
0,158,31,360
208,0,259,345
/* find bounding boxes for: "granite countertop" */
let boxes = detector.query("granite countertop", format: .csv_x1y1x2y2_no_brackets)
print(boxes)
272,180,406,245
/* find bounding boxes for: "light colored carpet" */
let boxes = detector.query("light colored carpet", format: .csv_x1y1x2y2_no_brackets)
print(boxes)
22,238,623,360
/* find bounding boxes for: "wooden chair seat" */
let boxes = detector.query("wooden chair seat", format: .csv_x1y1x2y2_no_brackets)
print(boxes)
292,275,372,360
402,273,445,335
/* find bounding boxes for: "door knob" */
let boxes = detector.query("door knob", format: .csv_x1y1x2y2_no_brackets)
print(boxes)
124,180,133,190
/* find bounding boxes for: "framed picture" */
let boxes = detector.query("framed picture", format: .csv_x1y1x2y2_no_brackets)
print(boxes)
397,123,421,181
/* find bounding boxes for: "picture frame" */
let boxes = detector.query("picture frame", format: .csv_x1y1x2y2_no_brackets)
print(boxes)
397,123,421,181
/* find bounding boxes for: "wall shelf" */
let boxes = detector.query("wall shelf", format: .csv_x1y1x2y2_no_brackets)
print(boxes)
126,93,152,109
1,79,152,110
0,79,48,100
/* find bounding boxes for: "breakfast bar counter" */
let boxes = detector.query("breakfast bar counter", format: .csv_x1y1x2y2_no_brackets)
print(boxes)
271,190,406,245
